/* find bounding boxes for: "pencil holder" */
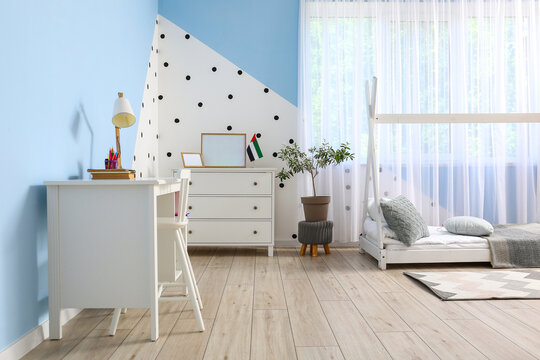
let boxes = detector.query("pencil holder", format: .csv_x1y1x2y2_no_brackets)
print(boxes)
105,159,118,169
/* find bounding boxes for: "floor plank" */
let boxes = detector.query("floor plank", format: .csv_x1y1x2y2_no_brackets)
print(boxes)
227,248,256,286
376,332,438,360
22,309,111,360
108,300,185,360
282,279,337,347
251,310,296,360
299,256,349,301
63,328,130,360
95,308,147,331
254,251,287,310
380,292,487,359
445,319,537,360
502,308,540,332
156,318,214,360
320,300,390,360
277,248,309,281
296,347,345,360
458,301,540,356
203,284,253,360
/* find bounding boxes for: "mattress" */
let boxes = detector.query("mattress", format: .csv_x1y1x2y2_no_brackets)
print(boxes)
363,218,489,250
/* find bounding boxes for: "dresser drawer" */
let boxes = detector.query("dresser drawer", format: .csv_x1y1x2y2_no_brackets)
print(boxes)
187,221,272,244
188,196,271,219
190,172,272,195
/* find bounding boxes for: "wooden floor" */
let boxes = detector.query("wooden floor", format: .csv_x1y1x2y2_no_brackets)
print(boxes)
24,247,540,360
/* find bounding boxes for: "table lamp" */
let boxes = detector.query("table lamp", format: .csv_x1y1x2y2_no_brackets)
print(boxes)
112,92,136,168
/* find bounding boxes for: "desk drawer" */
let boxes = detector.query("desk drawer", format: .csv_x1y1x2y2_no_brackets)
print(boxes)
188,196,271,219
187,221,271,244
190,172,272,195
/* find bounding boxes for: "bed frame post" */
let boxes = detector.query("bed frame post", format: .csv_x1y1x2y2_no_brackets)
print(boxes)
361,77,386,269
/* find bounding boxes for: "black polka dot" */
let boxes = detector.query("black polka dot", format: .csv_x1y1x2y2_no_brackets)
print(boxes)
153,98,155,103
158,95,163,100
185,34,190,39
142,102,144,108
140,172,142,178
345,169,350,173
167,152,172,157
153,156,156,161
134,155,136,161
156,134,159,139
237,70,243,75
272,152,278,157
146,84,149,89
163,62,169,67
156,49,159,54
346,185,351,190
279,183,284,188
186,75,191,80
212,66,217,72
155,72,157,77
151,46,153,51
149,119,151,125
160,34,165,39
289,139,294,144
264,88,269,93
141,132,143,138
292,234,297,239
256,133,261,138
227,125,232,131
228,94,233,99
156,19,158,24
148,62,151,68
274,115,279,120
148,153,150,158
345,206,351,211
174,118,180,123
198,102,203,107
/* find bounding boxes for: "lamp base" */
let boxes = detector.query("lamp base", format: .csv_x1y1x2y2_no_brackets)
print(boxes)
88,169,136,180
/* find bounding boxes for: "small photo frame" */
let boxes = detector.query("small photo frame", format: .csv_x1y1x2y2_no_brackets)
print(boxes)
181,152,205,168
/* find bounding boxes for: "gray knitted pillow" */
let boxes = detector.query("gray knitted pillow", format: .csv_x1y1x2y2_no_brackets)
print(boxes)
380,196,429,246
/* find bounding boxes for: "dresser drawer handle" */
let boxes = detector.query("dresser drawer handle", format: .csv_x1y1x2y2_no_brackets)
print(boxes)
253,230,258,235
189,181,192,185
253,181,258,186
188,230,193,234
253,206,258,210
188,205,192,210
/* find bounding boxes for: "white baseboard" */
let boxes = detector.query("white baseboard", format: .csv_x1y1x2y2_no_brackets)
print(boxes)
0,308,81,360
275,239,358,248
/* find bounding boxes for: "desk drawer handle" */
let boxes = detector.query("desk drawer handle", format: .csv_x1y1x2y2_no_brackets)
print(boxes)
253,230,258,235
188,205,192,210
188,230,193,234
253,181,258,186
253,206,258,210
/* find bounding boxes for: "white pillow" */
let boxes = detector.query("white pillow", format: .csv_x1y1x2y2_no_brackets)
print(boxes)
444,216,494,236
368,198,391,223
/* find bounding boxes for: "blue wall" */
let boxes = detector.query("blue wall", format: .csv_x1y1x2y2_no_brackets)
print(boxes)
0,1,157,351
159,0,299,106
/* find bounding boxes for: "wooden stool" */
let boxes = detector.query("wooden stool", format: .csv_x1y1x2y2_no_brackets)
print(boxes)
298,221,333,257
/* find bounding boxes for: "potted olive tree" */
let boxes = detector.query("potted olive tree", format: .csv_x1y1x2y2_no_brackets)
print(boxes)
276,141,354,222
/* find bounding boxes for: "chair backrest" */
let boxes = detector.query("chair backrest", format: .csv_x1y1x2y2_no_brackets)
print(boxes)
177,169,191,223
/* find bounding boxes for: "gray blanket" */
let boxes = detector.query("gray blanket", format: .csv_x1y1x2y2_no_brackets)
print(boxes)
484,223,540,268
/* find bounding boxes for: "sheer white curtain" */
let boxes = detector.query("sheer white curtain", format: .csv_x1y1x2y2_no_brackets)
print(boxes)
299,0,540,243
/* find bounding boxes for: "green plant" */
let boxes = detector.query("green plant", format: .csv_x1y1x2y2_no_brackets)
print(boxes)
276,141,354,196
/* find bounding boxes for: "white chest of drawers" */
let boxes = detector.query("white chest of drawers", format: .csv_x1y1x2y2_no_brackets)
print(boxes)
187,168,275,256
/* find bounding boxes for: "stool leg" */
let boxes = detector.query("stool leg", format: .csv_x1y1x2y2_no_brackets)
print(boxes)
299,244,307,256
312,245,318,257
323,244,331,254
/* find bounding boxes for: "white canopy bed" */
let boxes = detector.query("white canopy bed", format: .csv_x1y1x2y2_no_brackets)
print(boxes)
360,77,540,270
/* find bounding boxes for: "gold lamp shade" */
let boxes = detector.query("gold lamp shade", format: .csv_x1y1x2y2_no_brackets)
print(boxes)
111,92,136,169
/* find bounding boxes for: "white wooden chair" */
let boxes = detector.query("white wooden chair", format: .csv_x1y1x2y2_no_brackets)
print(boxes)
109,169,204,335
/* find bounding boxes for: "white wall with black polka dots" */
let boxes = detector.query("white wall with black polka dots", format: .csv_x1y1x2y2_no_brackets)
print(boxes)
132,21,160,179
134,15,300,242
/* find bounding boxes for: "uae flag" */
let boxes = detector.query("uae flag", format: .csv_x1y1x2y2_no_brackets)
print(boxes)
247,134,263,161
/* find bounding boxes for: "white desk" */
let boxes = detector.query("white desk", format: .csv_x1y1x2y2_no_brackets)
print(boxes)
44,178,181,341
